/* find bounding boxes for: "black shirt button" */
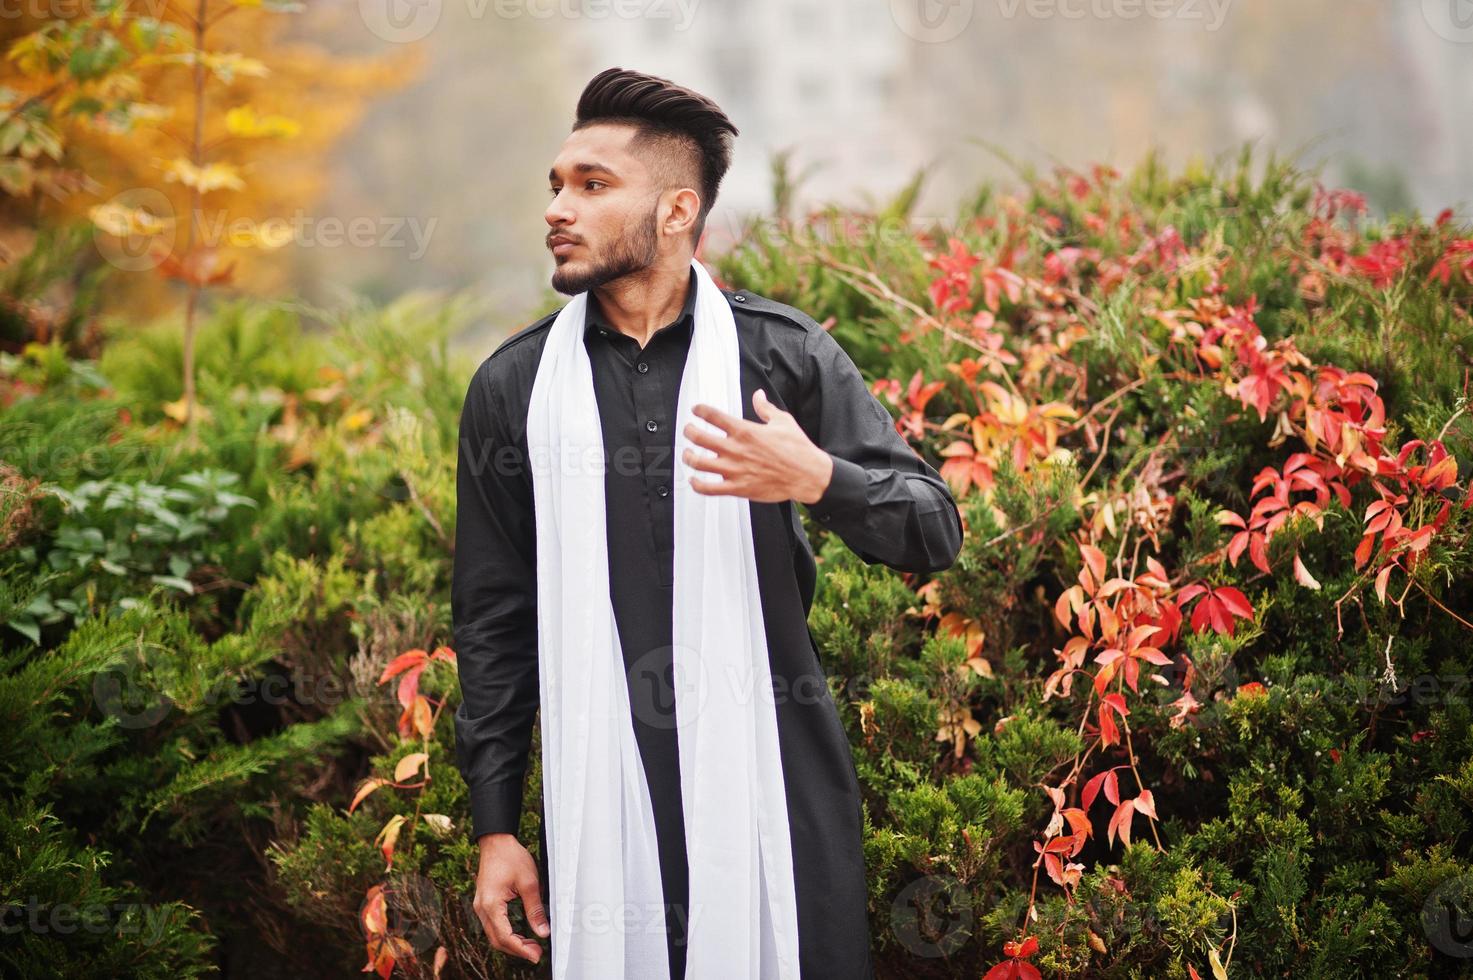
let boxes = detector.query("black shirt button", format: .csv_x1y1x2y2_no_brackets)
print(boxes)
636,361,650,374
646,419,658,432
656,485,670,497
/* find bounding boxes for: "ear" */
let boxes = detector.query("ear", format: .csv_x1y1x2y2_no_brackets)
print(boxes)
663,187,701,239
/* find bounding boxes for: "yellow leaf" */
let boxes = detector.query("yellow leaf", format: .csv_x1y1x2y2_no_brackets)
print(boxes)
1292,552,1321,591
343,408,373,431
88,201,171,237
422,814,454,837
375,813,406,869
394,752,428,782
224,104,301,138
412,697,434,738
161,397,211,424
1208,945,1229,980
224,221,294,249
160,158,245,193
941,411,973,431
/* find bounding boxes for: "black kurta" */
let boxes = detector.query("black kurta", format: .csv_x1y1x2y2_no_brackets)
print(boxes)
451,267,964,979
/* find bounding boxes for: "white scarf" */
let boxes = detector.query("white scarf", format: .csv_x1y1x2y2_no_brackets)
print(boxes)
525,257,802,979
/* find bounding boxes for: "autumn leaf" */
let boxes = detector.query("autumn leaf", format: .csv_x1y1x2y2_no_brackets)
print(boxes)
350,777,388,812
394,752,427,783
375,813,406,870
1292,552,1321,590
224,104,301,138
159,158,245,193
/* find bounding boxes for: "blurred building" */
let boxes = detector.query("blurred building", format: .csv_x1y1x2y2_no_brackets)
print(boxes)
288,0,1472,348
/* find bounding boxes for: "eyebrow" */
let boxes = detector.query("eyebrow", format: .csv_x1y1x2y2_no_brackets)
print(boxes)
548,161,620,183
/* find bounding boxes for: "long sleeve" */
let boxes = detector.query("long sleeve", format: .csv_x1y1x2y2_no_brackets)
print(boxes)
450,360,540,841
794,324,964,574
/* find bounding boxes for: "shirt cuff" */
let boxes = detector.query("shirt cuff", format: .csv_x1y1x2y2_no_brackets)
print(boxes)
806,453,869,524
467,778,525,841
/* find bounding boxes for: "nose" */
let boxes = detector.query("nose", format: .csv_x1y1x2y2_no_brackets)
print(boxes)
545,189,574,229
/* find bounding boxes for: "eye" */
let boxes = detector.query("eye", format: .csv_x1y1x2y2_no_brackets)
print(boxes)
585,180,605,191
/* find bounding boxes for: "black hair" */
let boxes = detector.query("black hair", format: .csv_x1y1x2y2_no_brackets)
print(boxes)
572,66,739,246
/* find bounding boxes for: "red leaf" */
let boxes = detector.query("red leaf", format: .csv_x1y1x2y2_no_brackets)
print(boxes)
1080,544,1108,592
379,649,428,684
1248,533,1270,573
1004,935,1039,959
1082,770,1109,811
1214,586,1253,620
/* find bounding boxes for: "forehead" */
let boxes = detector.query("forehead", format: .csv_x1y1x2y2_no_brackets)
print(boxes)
547,123,648,182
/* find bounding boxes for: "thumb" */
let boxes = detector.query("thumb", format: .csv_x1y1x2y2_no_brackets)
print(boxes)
752,387,776,420
522,877,551,937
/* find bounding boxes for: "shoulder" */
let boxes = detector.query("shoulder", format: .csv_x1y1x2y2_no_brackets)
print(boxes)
489,307,561,365
469,307,560,387
722,287,824,340
462,307,561,425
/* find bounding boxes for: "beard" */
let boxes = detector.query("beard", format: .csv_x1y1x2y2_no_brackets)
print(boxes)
550,204,660,295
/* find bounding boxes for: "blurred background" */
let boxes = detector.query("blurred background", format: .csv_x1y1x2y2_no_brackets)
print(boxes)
290,0,1472,340
5,0,1467,353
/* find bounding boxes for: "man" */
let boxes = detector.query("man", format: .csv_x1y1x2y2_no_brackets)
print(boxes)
452,67,963,979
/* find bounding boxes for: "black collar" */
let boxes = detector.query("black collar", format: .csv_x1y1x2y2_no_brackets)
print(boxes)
584,265,699,341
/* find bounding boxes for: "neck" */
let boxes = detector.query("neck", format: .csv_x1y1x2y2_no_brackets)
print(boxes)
590,261,692,350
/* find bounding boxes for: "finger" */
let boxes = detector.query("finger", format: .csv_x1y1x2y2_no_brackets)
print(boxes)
682,445,732,476
682,418,733,453
519,875,551,940
480,895,517,954
689,472,739,496
752,387,780,421
691,402,747,436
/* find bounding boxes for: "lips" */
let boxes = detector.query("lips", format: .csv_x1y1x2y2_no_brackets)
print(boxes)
549,237,578,256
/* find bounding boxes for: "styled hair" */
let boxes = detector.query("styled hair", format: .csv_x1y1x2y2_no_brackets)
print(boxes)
572,67,739,246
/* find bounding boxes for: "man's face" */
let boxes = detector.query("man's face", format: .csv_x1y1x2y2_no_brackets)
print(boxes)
544,123,669,295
